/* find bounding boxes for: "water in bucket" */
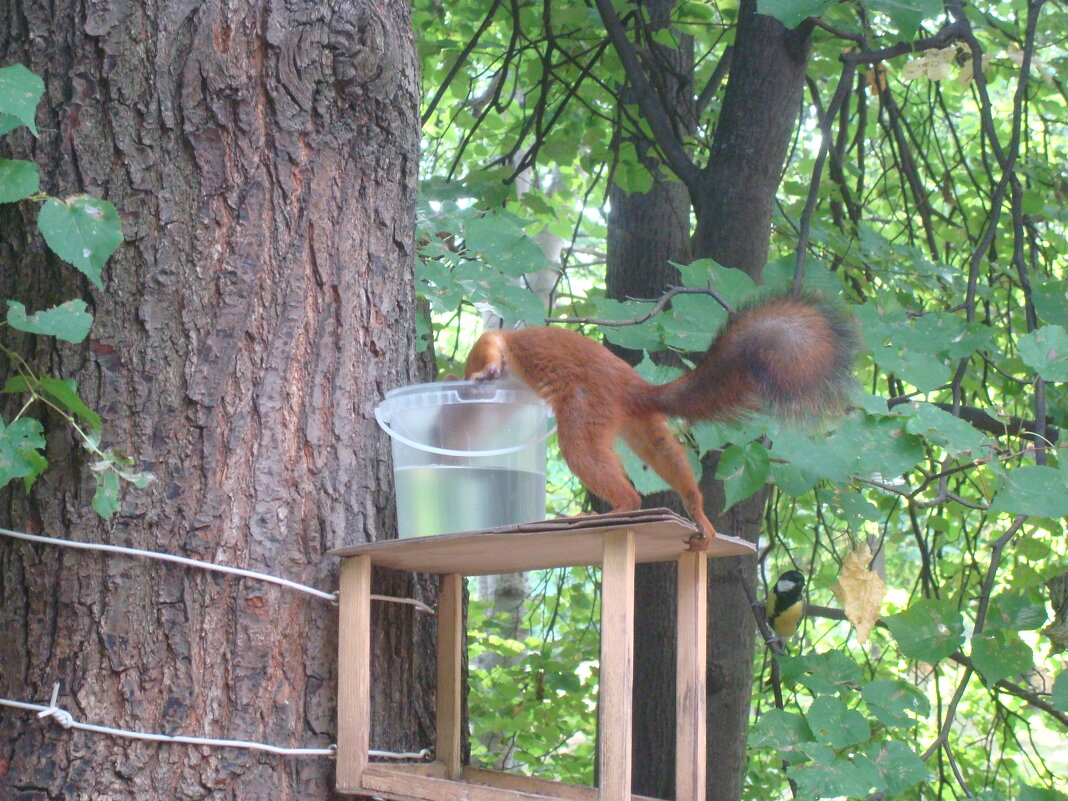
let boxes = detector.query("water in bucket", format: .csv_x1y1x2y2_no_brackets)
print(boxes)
374,380,553,538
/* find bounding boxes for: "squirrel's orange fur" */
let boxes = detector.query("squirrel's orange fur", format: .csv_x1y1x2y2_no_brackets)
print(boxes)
464,293,857,546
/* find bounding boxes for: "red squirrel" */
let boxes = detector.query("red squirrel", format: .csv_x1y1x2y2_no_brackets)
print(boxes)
463,292,857,547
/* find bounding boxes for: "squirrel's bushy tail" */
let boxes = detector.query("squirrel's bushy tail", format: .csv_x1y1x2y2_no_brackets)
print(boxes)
644,292,858,423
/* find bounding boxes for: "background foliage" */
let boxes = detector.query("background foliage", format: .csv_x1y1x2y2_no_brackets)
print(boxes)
415,0,1067,797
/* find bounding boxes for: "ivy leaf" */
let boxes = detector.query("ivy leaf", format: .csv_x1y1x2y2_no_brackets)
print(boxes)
37,196,124,287
0,158,40,202
970,630,1033,687
862,679,930,728
0,63,44,136
715,441,770,510
989,466,1068,518
1018,325,1068,382
757,0,834,27
6,300,93,343
92,469,121,518
0,417,47,490
884,599,965,663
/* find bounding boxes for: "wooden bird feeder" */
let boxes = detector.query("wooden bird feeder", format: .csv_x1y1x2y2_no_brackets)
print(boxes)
330,508,755,801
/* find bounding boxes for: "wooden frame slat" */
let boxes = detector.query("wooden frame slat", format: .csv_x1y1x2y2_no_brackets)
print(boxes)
436,573,464,779
337,555,372,791
675,551,707,801
598,530,635,801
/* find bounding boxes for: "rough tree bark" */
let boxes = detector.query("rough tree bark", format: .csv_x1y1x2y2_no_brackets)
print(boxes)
603,1,812,799
0,2,434,799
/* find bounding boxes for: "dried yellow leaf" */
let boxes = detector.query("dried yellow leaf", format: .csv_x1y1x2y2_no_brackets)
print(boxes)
830,543,887,644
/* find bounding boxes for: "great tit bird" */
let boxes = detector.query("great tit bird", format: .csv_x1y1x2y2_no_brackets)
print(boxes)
766,570,806,639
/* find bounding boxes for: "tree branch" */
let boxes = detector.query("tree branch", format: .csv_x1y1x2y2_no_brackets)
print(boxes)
591,0,703,189
840,20,968,65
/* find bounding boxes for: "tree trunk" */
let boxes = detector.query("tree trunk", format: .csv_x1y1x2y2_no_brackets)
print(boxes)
0,2,434,799
605,1,811,799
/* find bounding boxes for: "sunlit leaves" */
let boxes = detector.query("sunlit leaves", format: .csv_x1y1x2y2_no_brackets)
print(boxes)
970,630,1033,686
884,599,966,662
861,679,930,728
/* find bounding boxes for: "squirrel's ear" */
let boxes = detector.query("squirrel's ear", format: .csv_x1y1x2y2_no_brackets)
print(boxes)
443,373,460,381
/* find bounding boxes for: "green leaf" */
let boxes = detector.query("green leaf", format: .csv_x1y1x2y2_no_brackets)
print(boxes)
884,599,965,662
1053,671,1068,712
715,442,770,510
0,63,44,136
870,740,931,795
33,376,102,434
92,469,122,518
989,466,1068,518
805,696,870,750
757,0,834,27
864,0,942,39
1032,281,1068,327
898,402,991,459
6,300,93,343
0,417,47,490
1018,785,1068,801
970,630,1033,686
37,196,124,287
987,591,1048,631
751,708,813,764
778,650,863,695
861,679,930,728
790,754,885,800
0,158,40,202
1018,325,1068,382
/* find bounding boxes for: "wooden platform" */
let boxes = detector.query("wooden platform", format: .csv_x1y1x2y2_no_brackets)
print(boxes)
332,509,756,801
328,508,754,573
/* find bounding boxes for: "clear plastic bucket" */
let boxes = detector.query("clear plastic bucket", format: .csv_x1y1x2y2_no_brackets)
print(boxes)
374,380,554,538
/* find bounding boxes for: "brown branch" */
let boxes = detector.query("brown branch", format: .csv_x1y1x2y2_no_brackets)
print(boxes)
548,285,732,327
794,61,855,289
840,20,968,65
695,45,733,118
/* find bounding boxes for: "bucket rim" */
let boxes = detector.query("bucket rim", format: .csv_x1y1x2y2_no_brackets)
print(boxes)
374,379,556,458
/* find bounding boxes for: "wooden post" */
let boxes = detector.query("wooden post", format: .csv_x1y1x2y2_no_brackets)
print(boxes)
336,555,372,791
676,551,708,801
436,573,464,778
599,529,635,801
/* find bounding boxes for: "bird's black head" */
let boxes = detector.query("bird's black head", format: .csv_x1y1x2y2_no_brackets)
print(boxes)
778,569,805,588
